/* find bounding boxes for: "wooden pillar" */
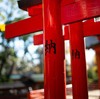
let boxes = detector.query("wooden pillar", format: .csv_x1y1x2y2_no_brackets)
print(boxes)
42,0,66,99
69,22,88,99
95,47,100,89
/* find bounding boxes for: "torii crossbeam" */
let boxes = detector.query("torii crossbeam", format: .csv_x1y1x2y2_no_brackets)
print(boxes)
5,0,100,39
33,19,100,45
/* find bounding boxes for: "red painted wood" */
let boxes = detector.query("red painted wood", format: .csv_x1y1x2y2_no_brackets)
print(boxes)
61,0,76,6
5,15,43,39
83,20,100,37
64,25,69,40
5,0,100,39
19,0,76,11
61,0,100,24
27,5,42,16
34,25,69,45
96,52,100,89
84,18,94,24
77,0,83,1
42,0,66,99
69,22,88,99
95,47,100,89
66,18,100,37
34,19,100,45
34,34,43,45
28,0,76,16
28,0,100,24
97,37,100,41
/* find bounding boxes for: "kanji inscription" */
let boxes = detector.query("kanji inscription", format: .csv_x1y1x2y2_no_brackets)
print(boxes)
72,49,80,59
45,40,56,55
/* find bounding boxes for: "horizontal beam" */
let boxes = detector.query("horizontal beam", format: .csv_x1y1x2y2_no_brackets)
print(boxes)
5,0,100,39
34,19,100,45
18,0,42,11
83,20,100,37
28,0,100,24
62,0,100,24
5,15,43,39
34,34,43,45
18,0,76,10
27,5,42,16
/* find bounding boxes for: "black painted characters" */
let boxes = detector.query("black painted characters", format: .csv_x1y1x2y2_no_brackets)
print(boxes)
72,49,80,59
45,40,56,55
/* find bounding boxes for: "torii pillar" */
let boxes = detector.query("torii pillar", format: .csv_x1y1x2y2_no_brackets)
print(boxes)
42,0,66,99
69,22,88,99
93,45,100,89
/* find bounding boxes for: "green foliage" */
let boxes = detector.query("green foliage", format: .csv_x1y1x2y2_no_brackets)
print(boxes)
0,75,12,83
0,0,43,83
0,12,6,20
88,67,98,83
35,47,43,73
0,0,29,82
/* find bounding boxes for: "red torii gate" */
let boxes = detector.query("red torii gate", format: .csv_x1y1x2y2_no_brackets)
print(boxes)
5,0,100,39
34,19,100,45
5,0,100,99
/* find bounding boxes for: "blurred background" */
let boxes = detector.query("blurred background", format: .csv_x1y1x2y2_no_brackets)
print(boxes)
0,0,100,99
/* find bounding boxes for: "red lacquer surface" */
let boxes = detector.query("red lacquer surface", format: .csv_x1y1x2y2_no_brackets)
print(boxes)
28,0,76,16
34,19,100,45
69,22,88,99
5,0,100,39
83,20,100,37
42,0,66,99
5,15,43,39
34,34,43,45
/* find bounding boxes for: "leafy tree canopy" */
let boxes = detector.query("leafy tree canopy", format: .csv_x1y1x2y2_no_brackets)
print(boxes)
0,0,39,82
